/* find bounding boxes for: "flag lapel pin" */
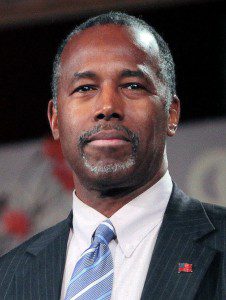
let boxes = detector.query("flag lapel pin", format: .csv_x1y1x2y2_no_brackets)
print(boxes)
178,262,193,273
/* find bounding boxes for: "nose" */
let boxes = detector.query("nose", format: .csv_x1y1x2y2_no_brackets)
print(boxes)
94,84,124,121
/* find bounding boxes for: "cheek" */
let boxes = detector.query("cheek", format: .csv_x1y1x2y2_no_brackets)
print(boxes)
125,99,167,147
58,100,90,135
57,107,81,155
125,98,158,128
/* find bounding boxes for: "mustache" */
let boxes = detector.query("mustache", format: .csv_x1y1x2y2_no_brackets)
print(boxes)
79,124,139,152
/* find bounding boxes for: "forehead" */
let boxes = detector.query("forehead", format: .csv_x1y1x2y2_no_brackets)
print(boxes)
60,24,160,75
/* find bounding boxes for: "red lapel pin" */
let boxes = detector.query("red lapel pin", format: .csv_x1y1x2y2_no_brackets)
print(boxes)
178,263,193,273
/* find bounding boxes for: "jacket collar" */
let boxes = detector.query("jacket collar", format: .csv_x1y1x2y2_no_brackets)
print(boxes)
26,210,72,256
161,183,215,240
13,211,73,300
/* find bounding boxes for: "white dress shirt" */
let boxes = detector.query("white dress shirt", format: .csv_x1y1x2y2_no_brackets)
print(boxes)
60,171,172,300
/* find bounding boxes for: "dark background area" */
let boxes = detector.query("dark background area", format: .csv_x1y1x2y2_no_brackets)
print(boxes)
0,1,225,144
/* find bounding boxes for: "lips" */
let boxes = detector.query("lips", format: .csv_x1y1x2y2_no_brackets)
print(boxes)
87,130,131,147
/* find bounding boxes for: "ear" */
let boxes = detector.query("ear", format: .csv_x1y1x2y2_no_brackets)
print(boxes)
47,100,59,140
167,95,180,137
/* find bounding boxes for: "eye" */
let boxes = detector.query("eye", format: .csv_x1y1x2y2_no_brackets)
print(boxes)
122,82,146,90
72,85,97,94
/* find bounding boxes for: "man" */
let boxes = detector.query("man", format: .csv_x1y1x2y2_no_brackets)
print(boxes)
0,12,226,300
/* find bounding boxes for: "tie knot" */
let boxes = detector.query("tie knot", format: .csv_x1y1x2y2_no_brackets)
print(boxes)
92,220,116,245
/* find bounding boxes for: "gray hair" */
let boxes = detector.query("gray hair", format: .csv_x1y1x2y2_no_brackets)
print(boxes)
51,11,176,108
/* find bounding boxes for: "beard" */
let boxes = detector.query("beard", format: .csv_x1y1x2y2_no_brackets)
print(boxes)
83,155,136,174
78,124,139,175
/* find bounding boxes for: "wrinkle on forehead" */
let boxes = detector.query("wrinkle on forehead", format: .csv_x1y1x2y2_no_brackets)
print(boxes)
61,25,160,66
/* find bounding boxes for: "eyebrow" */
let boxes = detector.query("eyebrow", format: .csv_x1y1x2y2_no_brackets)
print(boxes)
73,71,97,81
120,69,145,79
72,69,147,84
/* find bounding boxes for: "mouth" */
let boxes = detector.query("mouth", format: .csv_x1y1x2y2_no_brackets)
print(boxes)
86,130,131,147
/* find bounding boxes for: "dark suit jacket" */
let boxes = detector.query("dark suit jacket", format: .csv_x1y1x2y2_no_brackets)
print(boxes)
0,184,226,300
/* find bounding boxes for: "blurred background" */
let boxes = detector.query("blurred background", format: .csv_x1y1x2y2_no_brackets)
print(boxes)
0,0,225,255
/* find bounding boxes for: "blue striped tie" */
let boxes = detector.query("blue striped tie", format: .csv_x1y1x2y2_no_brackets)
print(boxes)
65,220,116,300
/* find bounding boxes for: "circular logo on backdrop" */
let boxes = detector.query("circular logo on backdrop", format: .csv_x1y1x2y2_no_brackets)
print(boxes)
186,148,226,206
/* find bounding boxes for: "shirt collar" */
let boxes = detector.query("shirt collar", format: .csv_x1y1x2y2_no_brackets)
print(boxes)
72,171,172,257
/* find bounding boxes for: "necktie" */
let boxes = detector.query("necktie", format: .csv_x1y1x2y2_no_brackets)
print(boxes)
65,219,116,300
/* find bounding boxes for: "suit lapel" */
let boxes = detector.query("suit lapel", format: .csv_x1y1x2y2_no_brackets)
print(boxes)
14,212,72,300
141,184,216,300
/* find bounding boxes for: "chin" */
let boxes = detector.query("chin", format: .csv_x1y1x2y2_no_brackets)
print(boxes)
81,156,137,188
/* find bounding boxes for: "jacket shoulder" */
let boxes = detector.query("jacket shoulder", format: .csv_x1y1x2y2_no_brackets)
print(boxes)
172,183,226,221
195,201,226,252
171,184,226,250
0,215,70,269
201,201,226,221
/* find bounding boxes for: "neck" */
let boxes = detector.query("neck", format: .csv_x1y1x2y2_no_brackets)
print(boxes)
73,162,168,218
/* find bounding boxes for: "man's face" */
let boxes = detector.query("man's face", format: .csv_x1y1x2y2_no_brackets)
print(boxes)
49,24,179,190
